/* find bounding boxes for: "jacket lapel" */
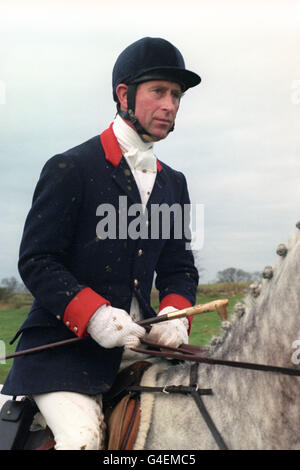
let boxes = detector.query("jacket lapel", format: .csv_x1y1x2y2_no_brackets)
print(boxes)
100,123,140,204
100,123,166,207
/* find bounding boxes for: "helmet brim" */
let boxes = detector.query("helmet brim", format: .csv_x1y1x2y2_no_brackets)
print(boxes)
132,66,201,92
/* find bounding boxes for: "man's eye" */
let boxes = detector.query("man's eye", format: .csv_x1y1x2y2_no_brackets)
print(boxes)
172,90,183,100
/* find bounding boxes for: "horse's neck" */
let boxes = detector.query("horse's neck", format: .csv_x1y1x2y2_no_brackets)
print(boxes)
209,231,300,369
146,231,300,450
191,234,300,449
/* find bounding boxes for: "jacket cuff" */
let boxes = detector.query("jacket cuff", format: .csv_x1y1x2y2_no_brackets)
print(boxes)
159,293,193,334
64,287,110,338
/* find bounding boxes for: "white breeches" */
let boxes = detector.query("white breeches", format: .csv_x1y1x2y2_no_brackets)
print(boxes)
32,303,150,452
33,391,106,450
32,350,149,450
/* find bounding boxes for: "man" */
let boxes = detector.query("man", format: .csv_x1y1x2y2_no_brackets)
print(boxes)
2,37,201,449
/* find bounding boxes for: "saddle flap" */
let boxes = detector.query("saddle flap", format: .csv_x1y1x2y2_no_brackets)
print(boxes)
0,400,26,422
103,361,151,406
107,395,141,450
104,361,151,450
0,398,37,450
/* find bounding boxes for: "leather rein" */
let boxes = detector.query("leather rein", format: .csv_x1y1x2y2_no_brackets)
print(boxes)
133,338,300,377
129,339,300,450
3,333,299,450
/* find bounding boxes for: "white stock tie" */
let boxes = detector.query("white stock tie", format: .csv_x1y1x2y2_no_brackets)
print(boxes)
124,146,156,173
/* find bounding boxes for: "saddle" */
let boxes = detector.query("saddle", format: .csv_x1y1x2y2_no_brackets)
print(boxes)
0,342,209,450
103,360,152,450
102,341,209,450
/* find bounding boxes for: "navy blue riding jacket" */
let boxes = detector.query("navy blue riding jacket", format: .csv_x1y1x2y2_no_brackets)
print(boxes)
2,123,199,396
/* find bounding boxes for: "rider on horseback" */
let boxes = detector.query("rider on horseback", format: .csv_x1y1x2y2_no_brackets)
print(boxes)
1,37,201,450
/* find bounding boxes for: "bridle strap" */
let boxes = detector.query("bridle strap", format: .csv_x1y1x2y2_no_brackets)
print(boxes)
132,340,300,377
129,340,300,449
126,363,228,450
189,363,228,450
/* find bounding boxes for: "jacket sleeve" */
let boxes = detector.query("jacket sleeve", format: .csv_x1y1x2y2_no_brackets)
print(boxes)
154,173,199,333
18,154,109,338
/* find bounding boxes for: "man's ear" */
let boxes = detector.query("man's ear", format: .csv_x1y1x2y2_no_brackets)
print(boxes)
115,84,128,111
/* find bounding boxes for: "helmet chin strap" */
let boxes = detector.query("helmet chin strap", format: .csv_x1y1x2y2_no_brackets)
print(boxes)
118,84,174,143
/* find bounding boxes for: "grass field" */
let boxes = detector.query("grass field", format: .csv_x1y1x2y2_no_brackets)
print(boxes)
0,284,248,384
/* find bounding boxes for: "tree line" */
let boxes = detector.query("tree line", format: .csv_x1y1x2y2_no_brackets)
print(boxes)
216,267,261,283
0,269,260,302
0,276,28,301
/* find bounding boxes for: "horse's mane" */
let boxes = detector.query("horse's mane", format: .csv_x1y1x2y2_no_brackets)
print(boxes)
207,227,300,364
145,224,300,450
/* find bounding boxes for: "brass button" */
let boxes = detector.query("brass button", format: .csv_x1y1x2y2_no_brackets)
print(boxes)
56,315,61,321
65,321,70,327
134,279,139,287
73,326,78,333
138,249,143,256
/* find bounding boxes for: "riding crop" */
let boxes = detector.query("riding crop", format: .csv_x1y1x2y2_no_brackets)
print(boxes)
0,299,229,361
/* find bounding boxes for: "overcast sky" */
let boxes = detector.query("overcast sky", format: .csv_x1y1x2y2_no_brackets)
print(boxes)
0,0,299,284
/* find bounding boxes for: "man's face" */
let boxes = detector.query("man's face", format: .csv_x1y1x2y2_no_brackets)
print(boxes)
133,80,183,140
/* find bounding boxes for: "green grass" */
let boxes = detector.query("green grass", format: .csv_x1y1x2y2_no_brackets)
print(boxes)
188,294,242,346
0,284,248,384
151,290,244,346
151,283,247,346
0,307,29,383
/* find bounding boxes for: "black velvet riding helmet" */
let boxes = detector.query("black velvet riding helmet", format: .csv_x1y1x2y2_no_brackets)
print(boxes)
112,37,201,141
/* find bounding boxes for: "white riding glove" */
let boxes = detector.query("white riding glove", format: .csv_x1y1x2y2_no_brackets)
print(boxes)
146,306,189,349
87,305,145,349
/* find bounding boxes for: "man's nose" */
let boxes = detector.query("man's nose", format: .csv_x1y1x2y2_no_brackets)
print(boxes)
161,93,178,113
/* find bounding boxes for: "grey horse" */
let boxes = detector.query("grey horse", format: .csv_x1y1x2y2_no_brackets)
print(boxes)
1,225,300,450
141,225,300,450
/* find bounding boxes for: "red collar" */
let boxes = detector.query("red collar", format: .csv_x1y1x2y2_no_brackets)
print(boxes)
100,123,162,172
